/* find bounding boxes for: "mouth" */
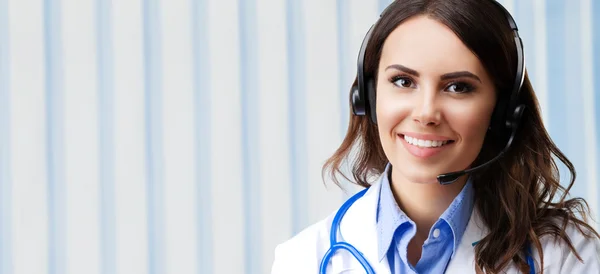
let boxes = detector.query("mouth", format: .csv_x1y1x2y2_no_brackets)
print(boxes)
399,134,455,148
398,134,456,158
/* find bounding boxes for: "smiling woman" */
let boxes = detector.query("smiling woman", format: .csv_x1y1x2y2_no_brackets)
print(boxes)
271,0,600,273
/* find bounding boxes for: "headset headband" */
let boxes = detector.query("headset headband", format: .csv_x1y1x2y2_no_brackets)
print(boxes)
352,0,525,132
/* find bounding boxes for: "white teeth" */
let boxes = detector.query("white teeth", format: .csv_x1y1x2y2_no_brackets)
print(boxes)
403,135,450,148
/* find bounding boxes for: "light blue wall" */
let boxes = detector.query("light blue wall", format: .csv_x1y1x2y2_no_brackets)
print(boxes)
0,0,598,274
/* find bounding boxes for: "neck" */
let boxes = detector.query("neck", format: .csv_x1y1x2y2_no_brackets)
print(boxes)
389,168,468,237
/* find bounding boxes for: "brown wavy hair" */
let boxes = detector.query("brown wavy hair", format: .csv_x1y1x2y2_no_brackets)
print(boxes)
322,0,600,273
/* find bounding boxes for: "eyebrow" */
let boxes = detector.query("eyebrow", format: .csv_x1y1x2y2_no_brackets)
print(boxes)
385,64,419,77
385,64,482,83
440,71,482,83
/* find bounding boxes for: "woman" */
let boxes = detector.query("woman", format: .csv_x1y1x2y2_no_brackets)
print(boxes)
271,0,600,273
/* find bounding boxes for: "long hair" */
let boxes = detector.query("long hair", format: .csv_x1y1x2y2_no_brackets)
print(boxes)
322,0,600,273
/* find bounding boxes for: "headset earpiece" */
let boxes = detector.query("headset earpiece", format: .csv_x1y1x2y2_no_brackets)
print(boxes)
367,79,377,124
486,0,525,139
506,104,525,130
351,22,376,121
351,85,366,116
351,79,377,123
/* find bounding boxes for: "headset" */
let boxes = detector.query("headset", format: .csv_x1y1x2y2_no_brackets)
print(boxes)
350,0,527,185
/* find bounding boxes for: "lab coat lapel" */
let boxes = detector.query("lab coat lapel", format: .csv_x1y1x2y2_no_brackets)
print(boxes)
446,208,489,274
333,178,392,274
446,208,528,273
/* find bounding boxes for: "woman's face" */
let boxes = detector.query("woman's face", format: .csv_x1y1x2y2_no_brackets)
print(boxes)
376,15,497,184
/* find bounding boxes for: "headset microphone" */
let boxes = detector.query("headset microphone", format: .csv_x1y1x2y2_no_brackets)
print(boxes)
436,105,525,185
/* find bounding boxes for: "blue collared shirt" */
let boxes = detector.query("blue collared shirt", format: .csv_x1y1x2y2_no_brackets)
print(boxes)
376,164,475,273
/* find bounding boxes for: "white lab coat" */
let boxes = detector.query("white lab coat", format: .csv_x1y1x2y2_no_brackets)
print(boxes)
271,176,600,273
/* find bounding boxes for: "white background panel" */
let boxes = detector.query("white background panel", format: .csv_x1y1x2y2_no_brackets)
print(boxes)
0,0,10,272
348,0,377,64
256,0,292,269
564,1,586,201
579,0,598,223
336,0,351,135
207,0,245,272
499,0,515,15
303,0,345,225
61,0,101,272
112,0,149,273
8,0,48,273
160,0,198,273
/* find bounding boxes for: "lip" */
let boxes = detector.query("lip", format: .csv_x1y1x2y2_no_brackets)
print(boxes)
398,133,455,158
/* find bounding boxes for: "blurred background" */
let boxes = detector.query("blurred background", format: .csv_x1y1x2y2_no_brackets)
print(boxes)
0,0,598,273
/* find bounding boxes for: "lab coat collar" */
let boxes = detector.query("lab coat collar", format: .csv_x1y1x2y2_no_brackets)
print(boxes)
445,208,489,273
336,174,392,273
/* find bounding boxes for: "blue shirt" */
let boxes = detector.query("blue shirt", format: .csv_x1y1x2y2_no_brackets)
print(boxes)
376,164,475,274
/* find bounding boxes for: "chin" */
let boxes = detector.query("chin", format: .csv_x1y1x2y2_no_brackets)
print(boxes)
395,163,460,184
392,157,469,184
412,177,440,184
402,171,441,184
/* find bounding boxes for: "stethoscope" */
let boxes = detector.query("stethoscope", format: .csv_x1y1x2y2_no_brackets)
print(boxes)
319,189,536,274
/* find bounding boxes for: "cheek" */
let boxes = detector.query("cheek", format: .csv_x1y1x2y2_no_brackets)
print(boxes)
375,89,410,159
375,90,411,132
448,101,495,144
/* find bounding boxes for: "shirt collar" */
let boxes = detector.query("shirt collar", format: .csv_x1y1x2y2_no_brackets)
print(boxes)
440,175,475,255
375,163,475,261
376,163,409,261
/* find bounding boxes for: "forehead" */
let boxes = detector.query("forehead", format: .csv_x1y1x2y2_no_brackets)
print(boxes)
379,15,488,79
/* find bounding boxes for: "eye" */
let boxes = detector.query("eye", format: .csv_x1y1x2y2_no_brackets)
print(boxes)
391,76,415,88
446,82,474,93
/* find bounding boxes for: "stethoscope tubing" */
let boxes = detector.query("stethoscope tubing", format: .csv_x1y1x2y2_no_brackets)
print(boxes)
319,188,536,274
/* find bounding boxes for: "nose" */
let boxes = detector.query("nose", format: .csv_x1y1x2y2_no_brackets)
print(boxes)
412,89,441,127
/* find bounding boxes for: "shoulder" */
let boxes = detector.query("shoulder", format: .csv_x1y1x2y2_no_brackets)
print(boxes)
270,212,336,274
270,182,382,273
537,221,600,273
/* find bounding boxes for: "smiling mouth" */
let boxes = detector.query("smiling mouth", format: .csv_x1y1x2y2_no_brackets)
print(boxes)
399,134,455,148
